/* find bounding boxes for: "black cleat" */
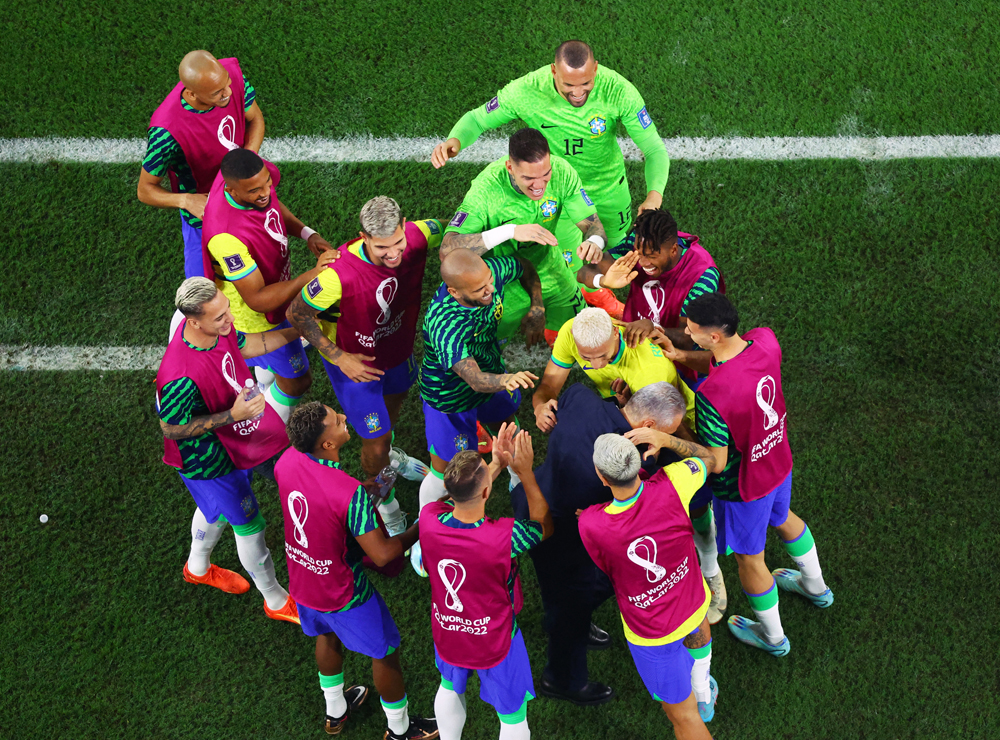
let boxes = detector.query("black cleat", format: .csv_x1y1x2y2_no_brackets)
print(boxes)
325,685,369,735
384,716,439,740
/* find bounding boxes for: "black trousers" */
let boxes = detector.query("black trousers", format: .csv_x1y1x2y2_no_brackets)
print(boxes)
528,516,614,691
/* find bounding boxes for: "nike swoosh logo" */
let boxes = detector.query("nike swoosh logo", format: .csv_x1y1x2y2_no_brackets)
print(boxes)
500,218,514,225
540,124,557,129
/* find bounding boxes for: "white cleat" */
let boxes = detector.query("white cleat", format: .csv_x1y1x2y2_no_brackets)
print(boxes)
389,447,430,481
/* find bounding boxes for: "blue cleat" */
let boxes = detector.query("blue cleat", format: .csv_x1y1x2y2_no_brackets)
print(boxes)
698,675,719,722
409,540,428,578
727,615,790,657
772,568,834,608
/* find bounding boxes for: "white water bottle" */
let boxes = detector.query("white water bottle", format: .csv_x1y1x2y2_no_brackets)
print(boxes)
244,378,264,421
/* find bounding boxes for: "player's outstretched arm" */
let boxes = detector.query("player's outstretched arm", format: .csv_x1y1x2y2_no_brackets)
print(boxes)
243,101,265,153
433,100,518,168
229,249,339,315
575,213,608,264
452,357,537,394
515,256,545,348
356,520,419,567
278,202,332,257
287,294,384,382
240,326,300,359
440,223,558,259
159,386,263,440
624,427,718,472
509,431,553,540
532,361,570,433
137,169,207,218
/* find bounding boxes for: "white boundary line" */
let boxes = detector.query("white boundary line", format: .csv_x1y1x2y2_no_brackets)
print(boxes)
2,134,1000,164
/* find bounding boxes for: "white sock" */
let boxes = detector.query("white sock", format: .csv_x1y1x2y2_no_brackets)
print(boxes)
264,383,297,423
168,309,185,343
692,510,720,579
499,718,530,740
689,646,712,704
254,366,276,392
434,685,467,740
507,466,522,491
752,603,785,645
187,508,227,576
419,471,447,512
321,676,347,718
794,544,828,595
381,695,410,736
235,530,288,610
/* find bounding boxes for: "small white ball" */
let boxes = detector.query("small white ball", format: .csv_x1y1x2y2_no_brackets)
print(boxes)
39,514,49,524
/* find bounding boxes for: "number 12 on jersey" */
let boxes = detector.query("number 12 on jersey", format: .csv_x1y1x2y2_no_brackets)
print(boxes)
563,138,583,156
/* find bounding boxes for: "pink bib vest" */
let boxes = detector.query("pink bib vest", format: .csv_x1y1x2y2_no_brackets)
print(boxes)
578,470,706,641
421,501,516,669
149,57,247,194
201,161,292,325
156,320,288,471
698,328,793,501
314,222,428,370
623,233,724,329
274,447,362,612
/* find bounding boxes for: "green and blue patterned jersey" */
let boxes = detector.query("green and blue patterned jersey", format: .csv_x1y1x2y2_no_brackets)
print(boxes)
610,234,721,317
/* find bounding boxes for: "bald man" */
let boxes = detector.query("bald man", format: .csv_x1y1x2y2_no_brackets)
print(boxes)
139,51,266,277
410,250,543,576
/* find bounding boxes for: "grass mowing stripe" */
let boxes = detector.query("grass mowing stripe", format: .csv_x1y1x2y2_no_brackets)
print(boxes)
5,135,1000,164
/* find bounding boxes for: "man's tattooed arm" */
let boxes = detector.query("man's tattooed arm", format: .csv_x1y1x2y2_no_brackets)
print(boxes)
159,410,235,440
440,231,488,258
287,294,343,364
658,433,718,472
579,213,607,244
452,357,511,394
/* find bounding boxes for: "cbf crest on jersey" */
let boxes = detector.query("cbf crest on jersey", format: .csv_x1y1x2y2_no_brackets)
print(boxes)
492,297,504,321
588,114,607,137
364,413,382,434
540,199,559,221
454,433,470,452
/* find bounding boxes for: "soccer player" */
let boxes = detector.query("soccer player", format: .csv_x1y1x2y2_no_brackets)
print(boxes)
423,425,553,740
580,433,718,736
440,127,606,346
202,148,337,422
432,40,670,315
139,50,265,277
579,209,723,381
156,277,299,625
685,292,834,657
288,196,440,535
414,250,543,572
533,307,726,623
275,402,439,740
509,382,696,705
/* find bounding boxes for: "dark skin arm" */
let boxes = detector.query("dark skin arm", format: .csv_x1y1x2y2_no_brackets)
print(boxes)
515,256,545,347
452,357,538,394
229,248,339,315
243,101,266,153
355,521,419,567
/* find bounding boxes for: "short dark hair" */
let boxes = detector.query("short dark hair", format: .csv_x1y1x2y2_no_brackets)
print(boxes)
220,148,264,183
508,128,550,164
632,209,678,254
555,40,593,69
286,402,328,453
444,451,487,503
686,292,738,337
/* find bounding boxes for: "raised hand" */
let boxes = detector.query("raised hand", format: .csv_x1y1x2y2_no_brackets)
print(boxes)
600,251,640,289
503,371,538,392
431,138,462,168
513,224,558,246
336,352,385,382
534,398,558,433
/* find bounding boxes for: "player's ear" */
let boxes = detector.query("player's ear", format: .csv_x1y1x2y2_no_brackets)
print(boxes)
642,419,655,429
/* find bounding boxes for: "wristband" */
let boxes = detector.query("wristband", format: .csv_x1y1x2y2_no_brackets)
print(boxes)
482,223,517,250
300,226,317,241
587,234,605,250
593,273,604,289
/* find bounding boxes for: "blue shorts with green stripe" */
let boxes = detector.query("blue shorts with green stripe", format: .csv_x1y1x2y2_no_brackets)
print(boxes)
422,389,521,462
435,628,535,719
180,468,258,526
298,591,400,659
245,320,310,379
627,632,696,705
714,471,792,555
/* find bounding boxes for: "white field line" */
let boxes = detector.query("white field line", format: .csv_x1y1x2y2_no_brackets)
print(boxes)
3,134,1000,164
0,342,553,372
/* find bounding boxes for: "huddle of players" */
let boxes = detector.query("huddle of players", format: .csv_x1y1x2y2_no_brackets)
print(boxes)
146,42,834,740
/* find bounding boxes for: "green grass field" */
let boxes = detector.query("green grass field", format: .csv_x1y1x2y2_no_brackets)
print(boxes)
3,1,1000,738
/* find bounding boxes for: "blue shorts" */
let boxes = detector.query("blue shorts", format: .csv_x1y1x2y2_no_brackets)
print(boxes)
627,635,695,705
323,354,417,439
181,215,204,279
435,628,535,717
180,467,258,526
245,320,310,379
423,390,521,462
714,471,792,556
298,591,401,659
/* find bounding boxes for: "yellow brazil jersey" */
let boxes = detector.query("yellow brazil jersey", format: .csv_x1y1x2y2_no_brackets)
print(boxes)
605,457,712,646
299,220,443,360
207,231,276,334
550,319,697,428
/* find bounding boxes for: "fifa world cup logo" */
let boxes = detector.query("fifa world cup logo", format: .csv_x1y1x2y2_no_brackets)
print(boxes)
375,277,398,326
217,115,239,151
755,375,780,430
628,535,667,583
264,208,289,256
438,559,467,612
221,351,245,394
642,282,666,323
287,491,310,548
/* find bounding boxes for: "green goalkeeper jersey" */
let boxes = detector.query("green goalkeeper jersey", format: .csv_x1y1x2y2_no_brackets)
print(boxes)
448,65,670,207
444,154,596,257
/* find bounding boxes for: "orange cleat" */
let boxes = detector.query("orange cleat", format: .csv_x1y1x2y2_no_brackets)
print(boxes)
183,563,251,594
582,287,624,320
476,422,493,453
264,595,301,625
543,328,559,348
